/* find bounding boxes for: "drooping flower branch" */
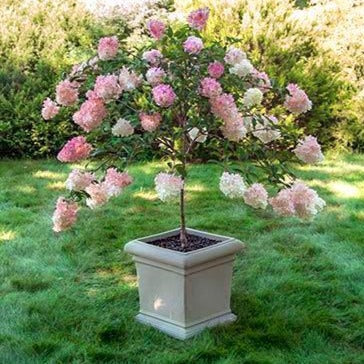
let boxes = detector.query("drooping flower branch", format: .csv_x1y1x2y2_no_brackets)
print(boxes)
43,7,325,244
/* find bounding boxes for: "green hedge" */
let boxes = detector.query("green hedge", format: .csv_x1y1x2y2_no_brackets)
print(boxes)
176,0,364,151
0,0,127,158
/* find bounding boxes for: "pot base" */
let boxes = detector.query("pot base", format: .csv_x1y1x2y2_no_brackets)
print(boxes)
136,311,237,340
124,227,244,340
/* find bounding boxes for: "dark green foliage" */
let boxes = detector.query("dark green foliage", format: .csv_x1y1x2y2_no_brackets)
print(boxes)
0,0,127,158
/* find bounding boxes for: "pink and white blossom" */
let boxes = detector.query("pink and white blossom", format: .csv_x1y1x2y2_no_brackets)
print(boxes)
98,36,119,61
208,61,225,79
94,74,122,101
73,96,107,132
221,115,247,142
146,67,166,86
147,19,166,40
219,172,246,199
103,168,133,197
187,7,210,30
269,188,296,217
55,80,79,106
152,84,176,107
224,47,246,65
112,118,134,137
57,136,92,163
229,59,253,78
243,88,263,108
290,181,325,220
155,172,183,202
243,183,268,209
210,93,238,120
293,135,324,164
41,98,59,120
52,197,78,232
284,83,312,114
183,36,204,55
270,182,325,220
142,49,163,65
251,69,271,93
85,183,109,209
252,116,281,144
139,112,162,132
65,169,95,191
199,77,222,98
118,67,142,91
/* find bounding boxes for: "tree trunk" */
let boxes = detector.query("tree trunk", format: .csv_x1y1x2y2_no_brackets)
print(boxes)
180,180,187,248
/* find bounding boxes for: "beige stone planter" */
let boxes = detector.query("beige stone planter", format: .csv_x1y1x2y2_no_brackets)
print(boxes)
124,227,244,340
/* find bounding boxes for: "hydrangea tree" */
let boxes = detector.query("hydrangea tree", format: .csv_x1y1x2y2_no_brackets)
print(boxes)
45,7,325,248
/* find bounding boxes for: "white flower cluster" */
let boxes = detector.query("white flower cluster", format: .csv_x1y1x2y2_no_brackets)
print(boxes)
219,172,246,199
225,46,253,78
154,172,184,202
112,118,134,137
243,88,263,108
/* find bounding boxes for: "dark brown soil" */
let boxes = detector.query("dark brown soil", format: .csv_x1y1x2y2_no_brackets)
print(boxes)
147,232,222,252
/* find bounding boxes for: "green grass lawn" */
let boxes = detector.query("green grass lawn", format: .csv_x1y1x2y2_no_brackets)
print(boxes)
0,154,363,363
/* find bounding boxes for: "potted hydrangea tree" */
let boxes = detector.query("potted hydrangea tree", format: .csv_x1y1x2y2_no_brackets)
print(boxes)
44,7,325,339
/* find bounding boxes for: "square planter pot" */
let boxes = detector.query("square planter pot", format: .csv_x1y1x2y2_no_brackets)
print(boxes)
124,227,244,340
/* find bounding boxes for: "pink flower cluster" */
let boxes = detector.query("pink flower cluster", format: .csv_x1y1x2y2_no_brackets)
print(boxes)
103,168,133,197
85,168,133,208
210,93,237,120
57,136,92,163
94,74,122,101
152,84,176,107
73,92,107,132
209,93,247,142
143,49,163,65
98,36,119,61
293,135,324,164
284,83,312,114
155,172,183,202
187,7,210,30
65,169,95,191
85,183,109,209
221,115,247,142
147,19,166,40
251,69,271,93
208,61,224,79
146,67,166,86
270,182,325,220
243,183,268,209
41,98,59,120
183,36,204,55
219,172,246,199
118,67,143,92
139,112,162,132
199,77,222,98
55,80,79,106
52,197,78,232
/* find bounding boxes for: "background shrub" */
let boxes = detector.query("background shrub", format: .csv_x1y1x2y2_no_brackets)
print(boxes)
175,0,364,151
0,0,362,158
0,0,127,158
